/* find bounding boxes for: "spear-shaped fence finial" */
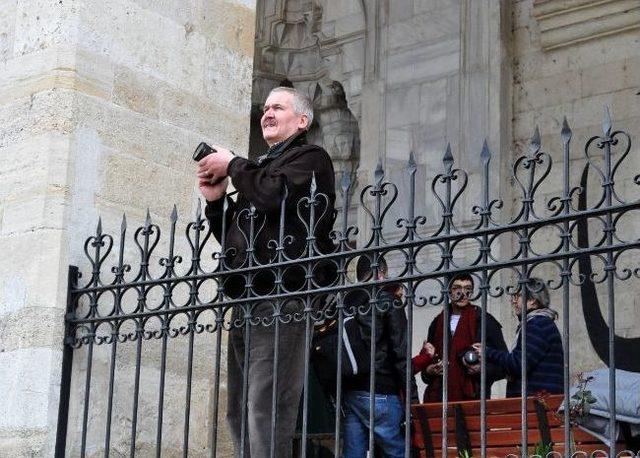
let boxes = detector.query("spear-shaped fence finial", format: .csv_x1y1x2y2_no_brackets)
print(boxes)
310,171,317,195
602,105,612,137
481,139,491,166
407,151,417,175
375,157,384,187
561,116,572,144
144,208,151,229
530,125,541,153
120,213,127,233
195,198,202,220
340,170,351,194
443,143,454,172
96,216,103,237
170,204,178,224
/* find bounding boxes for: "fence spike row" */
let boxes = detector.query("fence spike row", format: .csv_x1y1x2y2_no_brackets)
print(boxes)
67,117,626,330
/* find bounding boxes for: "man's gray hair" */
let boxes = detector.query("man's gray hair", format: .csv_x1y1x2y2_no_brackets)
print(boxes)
524,277,550,308
269,86,314,127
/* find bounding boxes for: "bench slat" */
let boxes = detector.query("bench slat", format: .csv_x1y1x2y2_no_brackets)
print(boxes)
420,412,563,431
411,395,565,417
426,427,605,447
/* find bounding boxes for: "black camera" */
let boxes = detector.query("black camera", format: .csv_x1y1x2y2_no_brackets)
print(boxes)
193,142,226,186
192,142,217,161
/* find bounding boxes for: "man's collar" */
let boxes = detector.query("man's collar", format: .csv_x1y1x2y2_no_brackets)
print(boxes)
260,131,307,163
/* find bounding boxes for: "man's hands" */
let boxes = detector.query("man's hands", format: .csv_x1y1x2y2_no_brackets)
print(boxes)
463,342,483,375
422,341,435,357
471,343,482,362
420,341,442,375
196,145,235,202
463,359,480,375
423,341,482,376
198,176,229,202
425,361,443,376
196,145,235,185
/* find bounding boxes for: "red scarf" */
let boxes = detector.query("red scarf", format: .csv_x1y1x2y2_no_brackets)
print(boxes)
423,305,478,402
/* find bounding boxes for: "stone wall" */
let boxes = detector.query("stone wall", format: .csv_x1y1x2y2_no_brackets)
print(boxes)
510,0,640,374
0,0,255,455
250,0,640,401
2,0,638,454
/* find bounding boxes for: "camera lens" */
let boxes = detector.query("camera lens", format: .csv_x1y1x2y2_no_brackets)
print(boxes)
463,349,479,365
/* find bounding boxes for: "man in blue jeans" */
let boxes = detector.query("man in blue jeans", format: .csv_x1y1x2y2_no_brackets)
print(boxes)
342,256,416,458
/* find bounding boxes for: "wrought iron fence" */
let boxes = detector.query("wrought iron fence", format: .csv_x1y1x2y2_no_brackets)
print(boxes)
56,108,640,458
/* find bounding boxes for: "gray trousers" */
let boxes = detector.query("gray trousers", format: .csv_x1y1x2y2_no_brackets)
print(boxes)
226,301,306,458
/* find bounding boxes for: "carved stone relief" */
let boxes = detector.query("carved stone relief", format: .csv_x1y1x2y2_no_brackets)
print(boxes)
251,0,365,210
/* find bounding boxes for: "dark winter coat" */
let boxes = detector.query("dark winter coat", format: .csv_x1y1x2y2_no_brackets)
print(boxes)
421,305,508,402
205,133,336,298
343,289,419,402
485,309,564,397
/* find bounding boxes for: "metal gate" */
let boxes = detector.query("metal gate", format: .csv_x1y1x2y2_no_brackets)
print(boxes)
56,109,640,457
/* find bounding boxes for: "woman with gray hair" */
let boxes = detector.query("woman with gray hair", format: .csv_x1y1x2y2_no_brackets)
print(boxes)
472,278,564,397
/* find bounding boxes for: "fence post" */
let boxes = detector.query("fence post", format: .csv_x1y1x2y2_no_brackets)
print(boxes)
55,265,79,457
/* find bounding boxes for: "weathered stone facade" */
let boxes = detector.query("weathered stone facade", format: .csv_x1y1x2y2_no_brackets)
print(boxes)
0,0,255,455
512,0,640,374
250,0,640,397
1,0,639,455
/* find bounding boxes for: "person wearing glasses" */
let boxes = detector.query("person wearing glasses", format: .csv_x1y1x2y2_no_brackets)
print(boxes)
472,277,563,397
418,273,507,402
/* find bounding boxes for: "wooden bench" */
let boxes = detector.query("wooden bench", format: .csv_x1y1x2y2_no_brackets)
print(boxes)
411,395,630,457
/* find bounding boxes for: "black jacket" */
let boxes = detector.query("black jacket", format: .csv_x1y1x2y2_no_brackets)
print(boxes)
344,289,419,401
421,305,507,398
205,133,336,298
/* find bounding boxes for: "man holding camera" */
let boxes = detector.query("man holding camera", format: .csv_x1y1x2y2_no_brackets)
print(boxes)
420,273,507,402
472,278,564,397
196,86,336,458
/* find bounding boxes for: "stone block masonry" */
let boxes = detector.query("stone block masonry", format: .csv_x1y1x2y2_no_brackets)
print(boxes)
0,1,255,455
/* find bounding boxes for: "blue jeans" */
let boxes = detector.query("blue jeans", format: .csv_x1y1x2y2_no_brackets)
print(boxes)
342,390,405,458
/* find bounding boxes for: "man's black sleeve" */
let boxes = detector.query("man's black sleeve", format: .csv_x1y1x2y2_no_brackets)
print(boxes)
484,313,508,384
226,147,333,214
387,303,419,402
204,195,236,245
420,319,438,384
